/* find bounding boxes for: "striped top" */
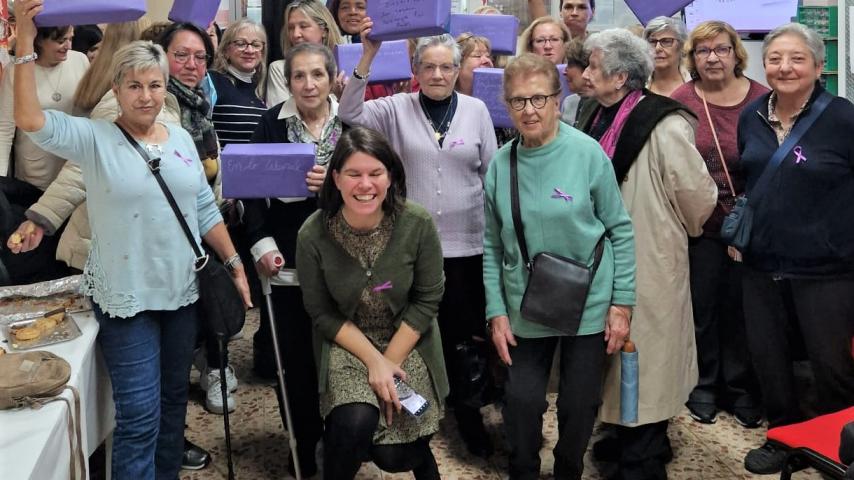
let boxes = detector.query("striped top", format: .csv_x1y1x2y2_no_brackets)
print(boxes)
209,70,267,146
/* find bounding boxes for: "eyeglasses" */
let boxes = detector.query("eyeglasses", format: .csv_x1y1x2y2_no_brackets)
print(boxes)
416,63,458,75
230,40,265,51
693,45,733,59
648,37,677,48
533,37,563,46
506,92,561,111
170,50,211,65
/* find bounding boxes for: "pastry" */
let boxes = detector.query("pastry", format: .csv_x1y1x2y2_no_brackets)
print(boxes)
34,317,58,333
13,326,41,341
9,232,23,245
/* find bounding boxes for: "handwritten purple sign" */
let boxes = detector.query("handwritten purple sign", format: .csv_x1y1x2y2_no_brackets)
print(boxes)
35,0,145,27
169,0,219,29
335,40,412,83
449,14,519,55
221,143,317,199
624,0,693,25
472,68,513,129
367,0,452,42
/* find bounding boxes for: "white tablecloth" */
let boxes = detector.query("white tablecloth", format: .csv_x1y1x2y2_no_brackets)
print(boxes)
0,311,114,480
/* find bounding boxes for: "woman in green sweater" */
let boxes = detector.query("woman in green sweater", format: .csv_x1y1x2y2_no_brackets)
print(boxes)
296,126,447,479
483,53,636,479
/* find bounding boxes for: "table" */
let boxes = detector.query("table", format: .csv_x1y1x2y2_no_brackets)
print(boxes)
0,311,115,480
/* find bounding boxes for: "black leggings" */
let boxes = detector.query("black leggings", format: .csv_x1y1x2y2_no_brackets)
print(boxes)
323,403,440,480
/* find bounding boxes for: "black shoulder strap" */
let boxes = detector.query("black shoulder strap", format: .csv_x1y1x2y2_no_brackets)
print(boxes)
749,90,833,204
116,123,207,265
611,92,694,183
509,136,605,271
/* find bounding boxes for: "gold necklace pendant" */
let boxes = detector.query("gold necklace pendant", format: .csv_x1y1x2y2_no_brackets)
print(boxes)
434,131,442,142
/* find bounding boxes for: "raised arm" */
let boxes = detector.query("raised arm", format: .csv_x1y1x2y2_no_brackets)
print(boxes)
337,17,395,132
12,0,46,133
528,0,549,20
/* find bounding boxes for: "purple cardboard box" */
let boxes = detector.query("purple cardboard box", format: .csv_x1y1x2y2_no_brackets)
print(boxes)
221,143,317,199
449,14,519,55
169,0,219,29
624,0,693,25
472,68,513,129
35,0,145,27
335,40,411,83
367,0,451,42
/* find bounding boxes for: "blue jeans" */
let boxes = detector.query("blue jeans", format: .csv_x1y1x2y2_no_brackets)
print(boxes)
94,302,198,480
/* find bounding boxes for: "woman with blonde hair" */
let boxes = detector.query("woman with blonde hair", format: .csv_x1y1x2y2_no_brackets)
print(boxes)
519,16,571,65
266,0,342,106
72,19,150,116
671,20,767,429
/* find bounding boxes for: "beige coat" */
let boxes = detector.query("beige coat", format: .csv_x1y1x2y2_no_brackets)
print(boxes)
598,111,717,426
26,90,181,270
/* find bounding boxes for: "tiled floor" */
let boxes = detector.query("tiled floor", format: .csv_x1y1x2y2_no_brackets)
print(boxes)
181,310,821,480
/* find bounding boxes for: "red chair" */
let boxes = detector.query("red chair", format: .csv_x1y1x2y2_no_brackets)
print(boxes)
766,406,854,479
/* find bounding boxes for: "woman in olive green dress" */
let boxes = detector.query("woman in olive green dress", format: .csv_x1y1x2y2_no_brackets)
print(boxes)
296,126,447,479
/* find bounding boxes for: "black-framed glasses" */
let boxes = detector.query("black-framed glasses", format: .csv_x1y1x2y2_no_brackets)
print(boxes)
230,40,266,51
693,45,733,59
533,37,563,46
170,50,211,65
506,92,561,111
648,37,677,48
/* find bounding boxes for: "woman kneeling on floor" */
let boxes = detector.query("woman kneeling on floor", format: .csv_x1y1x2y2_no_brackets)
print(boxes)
296,126,448,479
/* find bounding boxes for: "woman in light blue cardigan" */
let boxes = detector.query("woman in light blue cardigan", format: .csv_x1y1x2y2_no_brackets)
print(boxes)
11,6,251,477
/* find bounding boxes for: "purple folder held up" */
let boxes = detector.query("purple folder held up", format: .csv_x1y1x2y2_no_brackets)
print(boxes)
624,0,693,25
367,0,452,42
221,143,317,199
35,0,145,27
449,14,519,55
472,67,513,129
169,0,220,29
335,41,412,83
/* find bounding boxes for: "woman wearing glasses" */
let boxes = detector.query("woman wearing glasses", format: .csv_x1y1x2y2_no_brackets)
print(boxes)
340,19,498,457
670,20,767,429
484,53,635,479
577,29,717,480
643,16,691,97
519,16,571,65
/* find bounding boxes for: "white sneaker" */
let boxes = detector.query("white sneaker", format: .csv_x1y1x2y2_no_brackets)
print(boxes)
200,365,239,393
205,368,236,414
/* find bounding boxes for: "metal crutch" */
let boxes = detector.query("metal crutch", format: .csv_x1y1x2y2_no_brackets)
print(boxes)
259,268,302,480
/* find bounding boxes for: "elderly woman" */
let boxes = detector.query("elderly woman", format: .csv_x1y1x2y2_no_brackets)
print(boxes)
209,18,268,146
266,0,341,106
519,16,571,65
484,53,634,479
340,19,498,456
643,16,691,97
670,20,768,428
454,33,493,96
737,23,854,475
297,126,446,479
10,3,251,479
243,42,343,477
561,37,590,126
577,29,717,479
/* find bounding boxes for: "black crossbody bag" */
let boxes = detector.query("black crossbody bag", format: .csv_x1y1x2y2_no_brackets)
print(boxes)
509,138,604,335
117,124,245,338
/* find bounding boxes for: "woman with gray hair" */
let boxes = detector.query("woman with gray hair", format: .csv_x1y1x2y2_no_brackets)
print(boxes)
643,16,690,96
738,22,854,475
10,2,252,478
340,17,498,457
578,28,717,479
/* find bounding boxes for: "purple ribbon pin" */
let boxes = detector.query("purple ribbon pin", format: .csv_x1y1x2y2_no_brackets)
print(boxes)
449,138,465,149
174,150,193,166
551,187,573,202
793,146,806,164
372,280,392,292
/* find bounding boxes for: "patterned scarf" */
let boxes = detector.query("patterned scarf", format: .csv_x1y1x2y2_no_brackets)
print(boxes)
167,77,219,163
593,89,643,159
285,112,343,166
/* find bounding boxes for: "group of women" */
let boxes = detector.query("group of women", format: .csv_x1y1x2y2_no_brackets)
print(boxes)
3,0,854,479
